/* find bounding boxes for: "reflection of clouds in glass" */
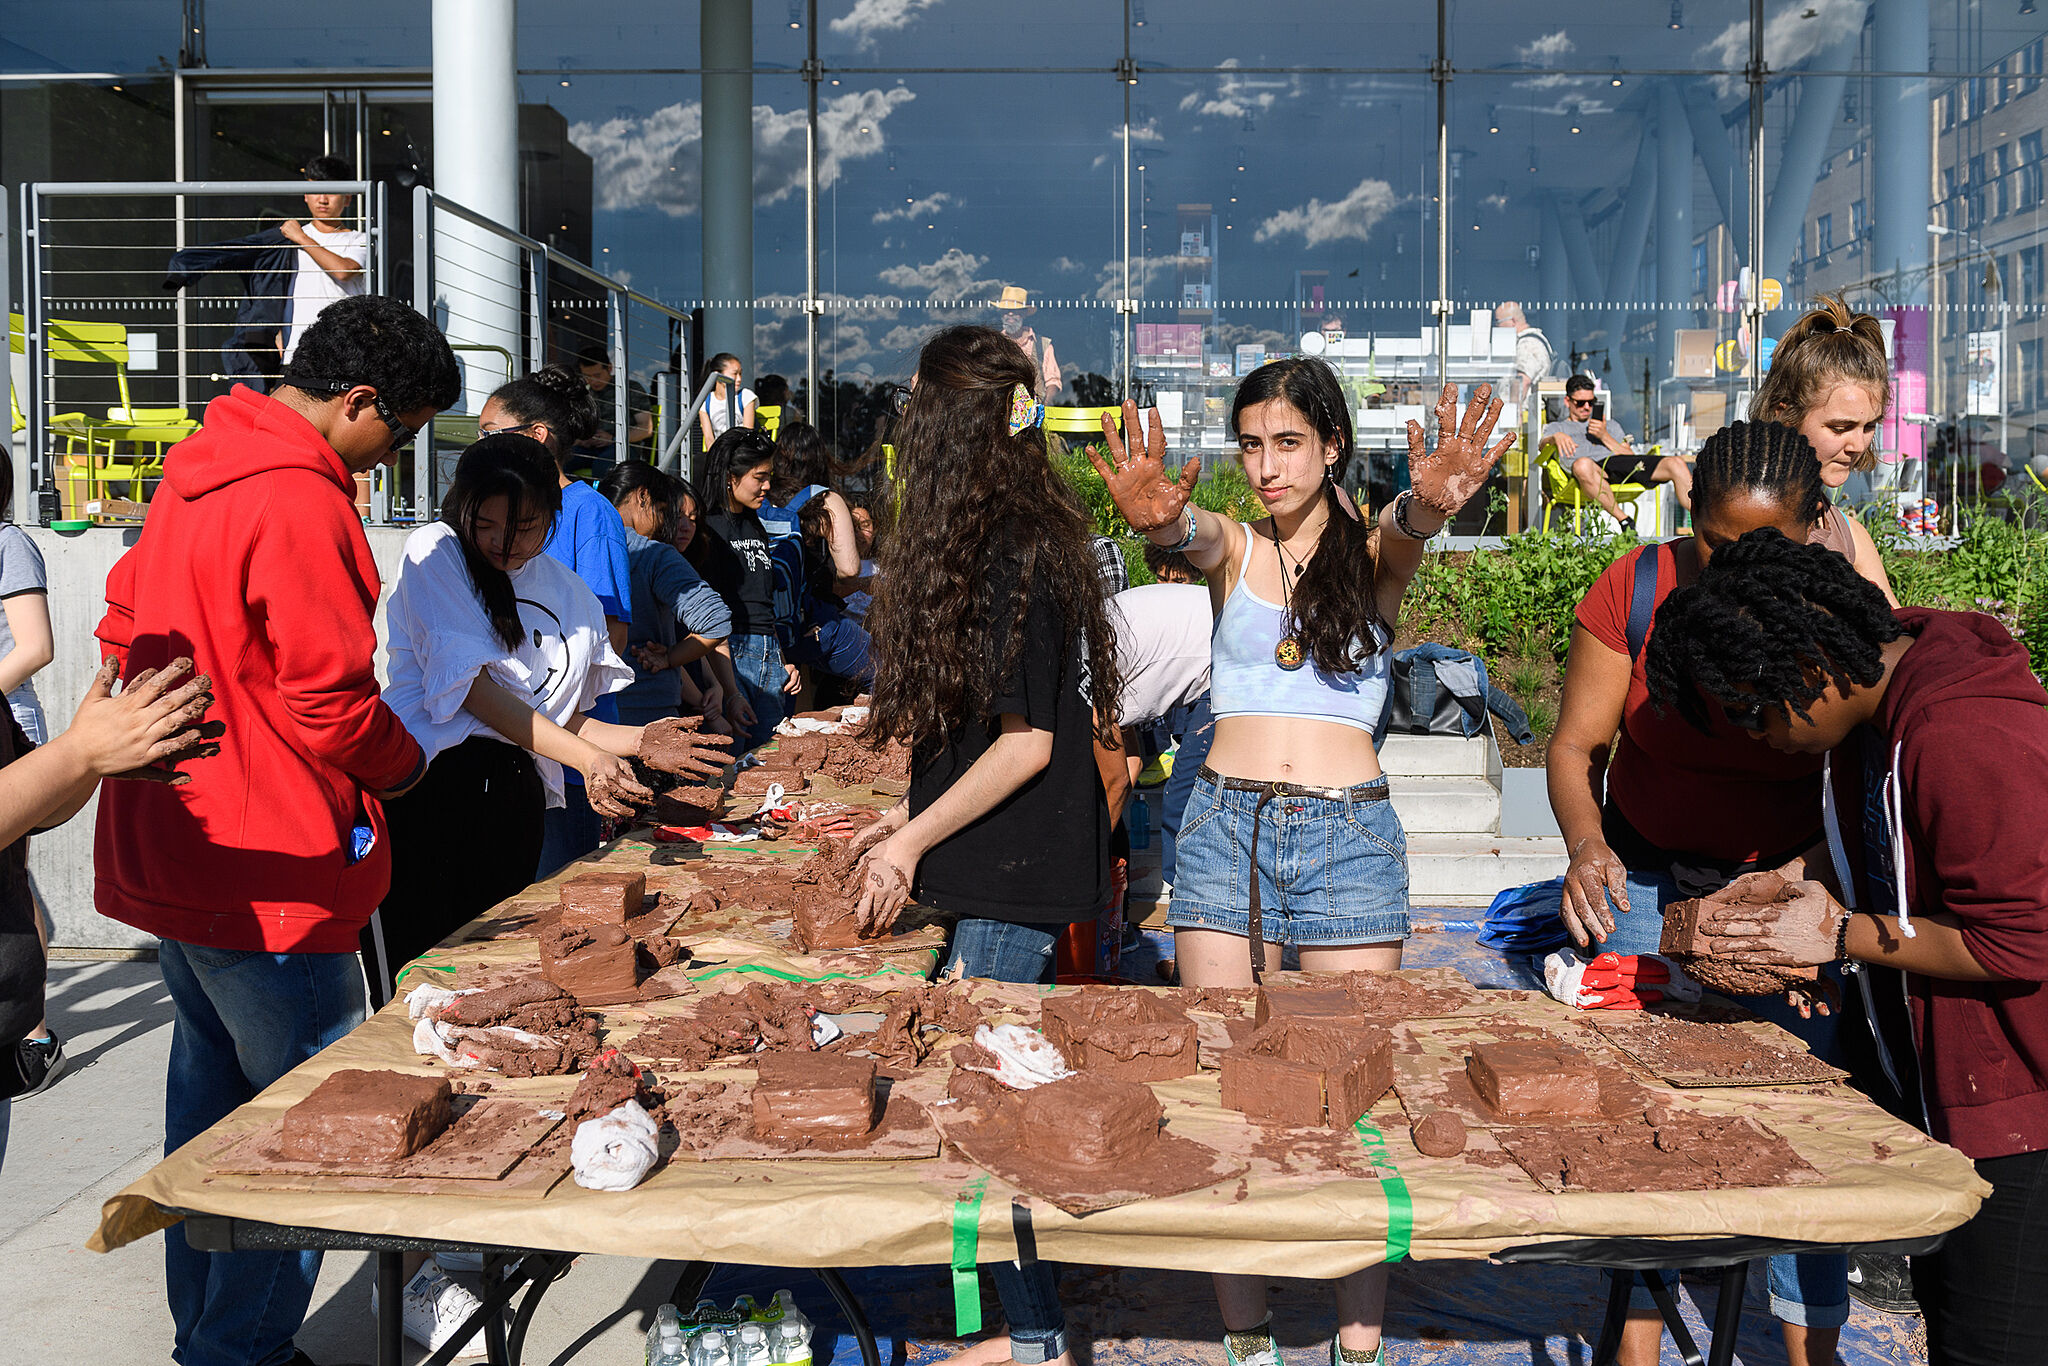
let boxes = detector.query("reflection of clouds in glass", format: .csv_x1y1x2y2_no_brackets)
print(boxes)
571,88,915,217
871,191,953,224
1093,256,1177,302
1701,0,1866,91
1176,60,1294,121
1517,31,1575,66
1255,177,1403,247
1049,257,1086,274
828,0,946,48
877,248,1000,301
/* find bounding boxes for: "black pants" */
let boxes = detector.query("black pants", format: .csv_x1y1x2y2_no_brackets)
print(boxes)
359,736,545,1005
1914,1145,2048,1366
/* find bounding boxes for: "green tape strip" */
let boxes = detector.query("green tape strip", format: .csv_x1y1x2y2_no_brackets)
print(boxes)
391,953,457,987
685,963,928,985
950,1175,989,1334
1352,1117,1413,1264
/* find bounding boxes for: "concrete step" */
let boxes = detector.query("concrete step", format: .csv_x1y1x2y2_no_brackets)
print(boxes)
1389,775,1501,835
1408,833,1568,906
1378,733,1502,780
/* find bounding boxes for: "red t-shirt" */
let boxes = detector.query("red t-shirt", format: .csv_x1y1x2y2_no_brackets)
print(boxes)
1575,543,1822,863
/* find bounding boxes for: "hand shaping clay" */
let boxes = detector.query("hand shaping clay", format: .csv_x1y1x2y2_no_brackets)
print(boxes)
1016,1075,1164,1167
281,1069,452,1164
539,922,642,1003
1220,1019,1393,1128
1040,990,1199,1081
1661,888,1819,996
752,1051,878,1139
790,837,870,951
1466,1038,1601,1117
1410,1109,1468,1158
640,715,719,775
558,870,645,929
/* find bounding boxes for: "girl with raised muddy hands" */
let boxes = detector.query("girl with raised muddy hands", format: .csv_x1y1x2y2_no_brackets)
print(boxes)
1091,360,1508,1366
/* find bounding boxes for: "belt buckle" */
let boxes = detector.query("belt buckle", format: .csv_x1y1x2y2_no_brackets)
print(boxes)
1268,780,1289,800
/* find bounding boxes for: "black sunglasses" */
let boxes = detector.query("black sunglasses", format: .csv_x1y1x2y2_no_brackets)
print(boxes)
370,394,419,453
1724,697,1772,733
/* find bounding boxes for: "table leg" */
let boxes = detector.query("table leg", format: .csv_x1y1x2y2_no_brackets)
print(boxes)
482,1254,512,1366
1707,1263,1749,1366
507,1253,574,1366
425,1253,545,1366
1590,1269,1635,1366
813,1268,881,1366
378,1251,406,1366
1643,1272,1706,1366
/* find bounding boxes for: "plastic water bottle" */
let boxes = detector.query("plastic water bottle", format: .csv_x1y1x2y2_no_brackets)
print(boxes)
689,1327,734,1366
730,1296,761,1323
770,1291,808,1335
1131,794,1152,849
648,1305,689,1366
769,1321,813,1366
734,1322,772,1366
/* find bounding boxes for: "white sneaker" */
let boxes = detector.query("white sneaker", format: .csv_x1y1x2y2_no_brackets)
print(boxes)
369,1257,492,1359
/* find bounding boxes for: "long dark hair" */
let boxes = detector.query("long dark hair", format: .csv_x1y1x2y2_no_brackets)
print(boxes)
771,420,834,504
489,363,598,459
1691,420,1831,528
697,427,778,519
866,325,1122,752
598,459,677,542
1230,358,1382,672
441,433,564,651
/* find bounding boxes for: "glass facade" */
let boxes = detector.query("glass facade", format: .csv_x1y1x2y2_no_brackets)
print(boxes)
5,0,2047,515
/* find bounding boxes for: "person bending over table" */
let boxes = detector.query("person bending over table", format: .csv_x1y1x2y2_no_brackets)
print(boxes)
848,324,1123,1366
1541,373,1693,529
1645,529,2048,1366
1092,360,1508,1366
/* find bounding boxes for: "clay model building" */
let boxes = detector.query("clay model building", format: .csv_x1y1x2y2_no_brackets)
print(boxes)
790,837,870,952
752,1052,879,1139
281,1069,453,1164
540,922,642,1002
1466,1038,1602,1117
1220,1018,1393,1128
557,870,646,929
1041,990,1199,1081
1252,981,1359,1028
1015,1075,1165,1167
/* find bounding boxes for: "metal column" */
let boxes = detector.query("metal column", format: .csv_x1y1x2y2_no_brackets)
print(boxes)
702,0,755,382
432,0,523,413
1657,80,1695,430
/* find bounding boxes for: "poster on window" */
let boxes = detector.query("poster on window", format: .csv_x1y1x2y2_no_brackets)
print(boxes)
1966,330,2004,416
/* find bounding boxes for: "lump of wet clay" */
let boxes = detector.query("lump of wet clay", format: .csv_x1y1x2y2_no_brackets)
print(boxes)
772,734,830,775
733,765,806,799
442,978,580,1029
639,715,720,775
1410,1109,1468,1158
1220,1019,1393,1129
1016,1075,1164,1167
790,838,869,952
558,870,645,929
1253,981,1360,1028
653,786,726,826
1040,990,1198,1081
567,1050,655,1122
752,1052,878,1139
1661,889,1819,996
540,923,642,1002
281,1069,452,1164
1466,1038,1601,1117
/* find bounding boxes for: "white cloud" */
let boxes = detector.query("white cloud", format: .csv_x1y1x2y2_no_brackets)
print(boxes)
1481,193,1509,213
571,88,915,218
1049,256,1085,274
828,0,945,48
1701,0,1866,91
1255,177,1402,247
1091,255,1177,303
1176,63,1291,121
1518,31,1575,66
872,191,953,224
877,248,998,301
1128,119,1166,144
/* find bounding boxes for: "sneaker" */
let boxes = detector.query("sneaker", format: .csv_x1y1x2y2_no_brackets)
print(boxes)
13,1032,66,1098
370,1258,492,1358
1331,1336,1387,1366
1223,1317,1281,1366
1846,1251,1921,1316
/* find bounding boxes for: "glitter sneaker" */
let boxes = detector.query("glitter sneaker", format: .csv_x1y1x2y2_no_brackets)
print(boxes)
1331,1336,1387,1366
1224,1317,1281,1366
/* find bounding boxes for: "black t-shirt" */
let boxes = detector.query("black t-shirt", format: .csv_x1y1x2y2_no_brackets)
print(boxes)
702,507,778,637
910,558,1110,925
0,713,42,1070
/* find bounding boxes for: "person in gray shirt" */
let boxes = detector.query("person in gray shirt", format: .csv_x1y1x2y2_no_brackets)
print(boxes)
1541,373,1693,530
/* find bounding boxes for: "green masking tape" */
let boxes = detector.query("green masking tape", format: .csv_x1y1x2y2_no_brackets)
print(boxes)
391,953,457,988
950,1175,990,1334
1352,1116,1413,1264
685,962,927,985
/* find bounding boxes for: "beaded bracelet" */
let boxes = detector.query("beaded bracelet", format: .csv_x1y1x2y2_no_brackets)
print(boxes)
1834,911,1855,963
1158,505,1199,554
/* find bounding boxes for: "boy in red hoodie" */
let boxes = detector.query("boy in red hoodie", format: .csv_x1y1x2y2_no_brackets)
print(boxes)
1648,529,2048,1366
95,295,458,1366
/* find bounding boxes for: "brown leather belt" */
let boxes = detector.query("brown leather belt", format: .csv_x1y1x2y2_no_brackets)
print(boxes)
1197,766,1390,979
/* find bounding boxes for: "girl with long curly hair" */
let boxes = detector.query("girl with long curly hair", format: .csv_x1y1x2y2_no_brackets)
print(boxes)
849,324,1121,1366
1091,360,1508,1366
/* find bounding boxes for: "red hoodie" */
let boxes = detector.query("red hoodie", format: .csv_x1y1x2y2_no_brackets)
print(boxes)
1832,607,2048,1160
95,385,425,954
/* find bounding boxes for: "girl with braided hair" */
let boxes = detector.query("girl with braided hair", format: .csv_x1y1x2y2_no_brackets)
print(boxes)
1647,528,2048,1366
1750,292,1900,605
1548,419,1888,1365
1091,361,1508,1366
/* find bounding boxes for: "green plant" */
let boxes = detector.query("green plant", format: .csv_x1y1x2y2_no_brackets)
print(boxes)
1524,700,1558,742
1502,657,1553,703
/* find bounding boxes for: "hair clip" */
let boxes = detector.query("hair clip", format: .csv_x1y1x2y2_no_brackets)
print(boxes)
1008,383,1044,436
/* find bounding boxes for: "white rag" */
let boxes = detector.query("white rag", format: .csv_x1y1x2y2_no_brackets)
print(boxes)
571,1099,662,1191
404,983,478,1021
963,1023,1073,1090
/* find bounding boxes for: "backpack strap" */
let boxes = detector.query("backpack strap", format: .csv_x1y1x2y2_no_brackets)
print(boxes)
1624,542,1664,662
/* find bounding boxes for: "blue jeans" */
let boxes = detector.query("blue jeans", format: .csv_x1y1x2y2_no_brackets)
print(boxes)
537,781,603,879
944,916,1068,1362
158,939,367,1366
1585,872,1850,1329
730,633,788,753
1159,698,1214,889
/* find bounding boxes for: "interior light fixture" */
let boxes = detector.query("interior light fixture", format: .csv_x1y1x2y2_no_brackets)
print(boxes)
2025,0,2038,15
1134,3,1147,24
1668,1,1683,30
1487,105,1500,133
559,78,571,87
1610,63,1624,87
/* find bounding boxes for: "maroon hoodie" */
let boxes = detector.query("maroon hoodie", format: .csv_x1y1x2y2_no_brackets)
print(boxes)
1832,607,2048,1160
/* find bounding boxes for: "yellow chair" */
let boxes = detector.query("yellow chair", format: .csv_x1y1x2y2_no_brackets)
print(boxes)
1540,441,1660,534
9,315,199,514
1043,405,1122,438
756,403,781,437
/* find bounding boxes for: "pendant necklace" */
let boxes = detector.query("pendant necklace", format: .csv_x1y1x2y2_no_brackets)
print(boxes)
1273,528,1308,671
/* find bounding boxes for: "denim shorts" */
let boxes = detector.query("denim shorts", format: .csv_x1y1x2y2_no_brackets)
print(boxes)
1166,771,1410,946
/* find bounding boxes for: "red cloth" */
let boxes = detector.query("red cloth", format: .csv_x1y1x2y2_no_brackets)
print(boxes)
1575,543,1822,863
94,386,424,954
1838,608,2048,1159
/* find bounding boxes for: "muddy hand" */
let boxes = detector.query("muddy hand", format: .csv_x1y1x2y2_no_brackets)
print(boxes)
1697,878,1845,966
1088,402,1200,533
1406,382,1513,516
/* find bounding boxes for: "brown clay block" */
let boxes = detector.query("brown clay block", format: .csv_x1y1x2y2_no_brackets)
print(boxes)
752,1052,878,1139
653,786,726,825
1220,1019,1393,1128
1040,990,1199,1081
539,923,642,1002
1253,981,1360,1028
1466,1038,1601,1117
1017,1075,1164,1167
732,765,805,798
772,734,830,775
557,870,645,929
281,1069,452,1164
1659,899,1706,957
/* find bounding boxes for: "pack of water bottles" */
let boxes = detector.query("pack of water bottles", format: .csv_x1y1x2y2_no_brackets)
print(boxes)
646,1290,815,1366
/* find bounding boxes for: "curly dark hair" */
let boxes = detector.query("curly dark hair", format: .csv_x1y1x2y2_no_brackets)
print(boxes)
441,433,565,651
1645,528,1903,734
489,363,599,458
1229,357,1382,671
865,325,1122,752
281,295,462,415
1692,419,1831,528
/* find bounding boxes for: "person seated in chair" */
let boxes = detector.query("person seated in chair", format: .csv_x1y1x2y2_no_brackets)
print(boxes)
1542,373,1692,530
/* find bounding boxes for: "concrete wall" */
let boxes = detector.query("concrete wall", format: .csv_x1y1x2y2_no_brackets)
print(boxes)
27,524,414,951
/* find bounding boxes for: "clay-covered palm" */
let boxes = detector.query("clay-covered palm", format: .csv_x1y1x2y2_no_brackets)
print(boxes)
1696,874,1847,966
1405,382,1514,516
1087,401,1200,533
